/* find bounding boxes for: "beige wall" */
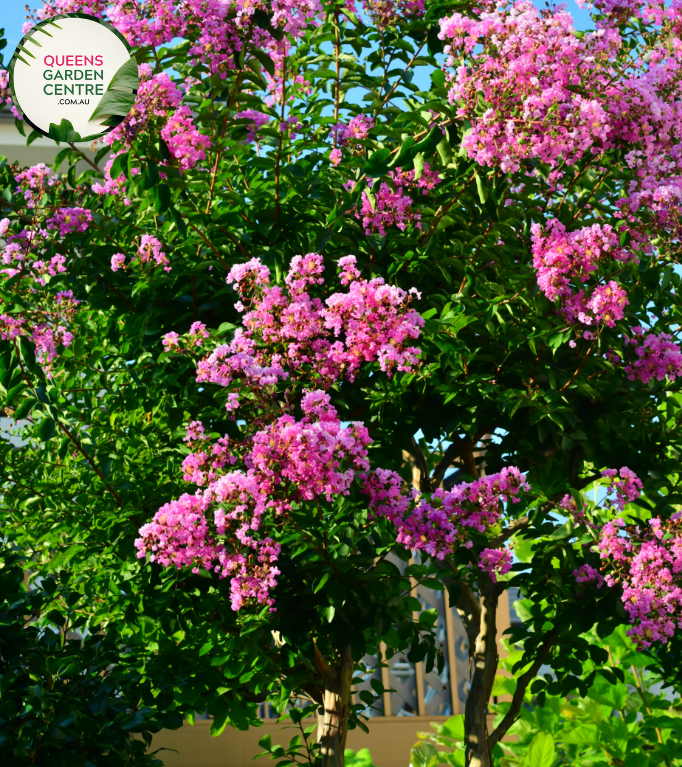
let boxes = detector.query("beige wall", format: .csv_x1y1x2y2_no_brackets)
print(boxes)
150,717,448,767
148,714,499,767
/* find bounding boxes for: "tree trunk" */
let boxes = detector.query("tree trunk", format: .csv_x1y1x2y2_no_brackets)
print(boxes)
464,581,499,767
316,645,353,767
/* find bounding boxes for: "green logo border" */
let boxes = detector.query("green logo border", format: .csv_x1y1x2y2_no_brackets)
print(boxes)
8,13,135,143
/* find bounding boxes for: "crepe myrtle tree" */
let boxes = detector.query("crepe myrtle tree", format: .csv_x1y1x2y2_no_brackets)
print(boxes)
1,0,682,765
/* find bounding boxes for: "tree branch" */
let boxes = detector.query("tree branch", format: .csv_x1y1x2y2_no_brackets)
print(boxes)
410,436,430,493
56,421,122,507
489,626,559,747
67,143,100,173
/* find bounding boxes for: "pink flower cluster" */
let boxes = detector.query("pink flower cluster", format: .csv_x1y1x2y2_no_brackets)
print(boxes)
236,110,270,143
601,467,644,510
561,282,629,328
160,106,212,171
356,163,441,236
531,221,636,328
0,203,80,375
199,253,423,389
439,0,682,242
135,391,370,610
46,207,93,237
248,391,371,505
31,324,74,367
596,513,682,647
363,0,425,29
136,253,426,611
478,547,513,583
138,235,170,271
623,326,682,383
573,563,604,588
106,69,181,146
111,236,170,273
15,164,58,208
0,69,21,120
531,221,632,302
0,313,74,373
439,1,617,173
331,115,374,163
362,466,529,559
162,321,210,353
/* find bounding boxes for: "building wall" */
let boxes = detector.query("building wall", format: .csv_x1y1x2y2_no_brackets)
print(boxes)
0,108,99,169
148,716,496,767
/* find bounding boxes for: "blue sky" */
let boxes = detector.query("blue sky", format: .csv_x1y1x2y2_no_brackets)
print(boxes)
2,0,594,59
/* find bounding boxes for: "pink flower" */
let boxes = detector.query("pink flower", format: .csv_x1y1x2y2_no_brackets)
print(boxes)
364,466,529,559
162,331,180,352
161,105,211,170
137,235,170,272
189,321,210,347
624,327,682,384
46,207,92,237
574,563,604,588
479,547,513,583
355,163,441,236
236,110,270,142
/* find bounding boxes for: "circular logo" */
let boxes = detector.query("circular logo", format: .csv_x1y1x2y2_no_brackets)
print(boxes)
9,13,138,143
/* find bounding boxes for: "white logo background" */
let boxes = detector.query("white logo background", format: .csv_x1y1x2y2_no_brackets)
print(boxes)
12,16,132,139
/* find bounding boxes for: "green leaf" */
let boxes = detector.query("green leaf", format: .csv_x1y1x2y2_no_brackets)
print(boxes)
50,544,85,569
252,50,275,77
475,173,488,204
210,698,231,737
140,162,159,190
19,336,40,375
90,89,136,121
389,136,416,169
549,519,574,540
436,138,452,166
37,417,56,441
13,398,35,420
155,183,171,213
440,715,464,740
412,126,442,157
364,148,391,178
109,152,130,181
410,741,439,767
313,572,330,594
413,152,425,181
325,605,335,623
48,119,82,143
561,724,599,745
430,70,446,89
525,732,555,767
106,56,139,90
6,383,25,407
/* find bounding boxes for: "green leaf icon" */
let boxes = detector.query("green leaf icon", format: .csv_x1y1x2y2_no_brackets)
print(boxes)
89,90,136,122
106,55,138,90
89,56,138,122
48,118,82,143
